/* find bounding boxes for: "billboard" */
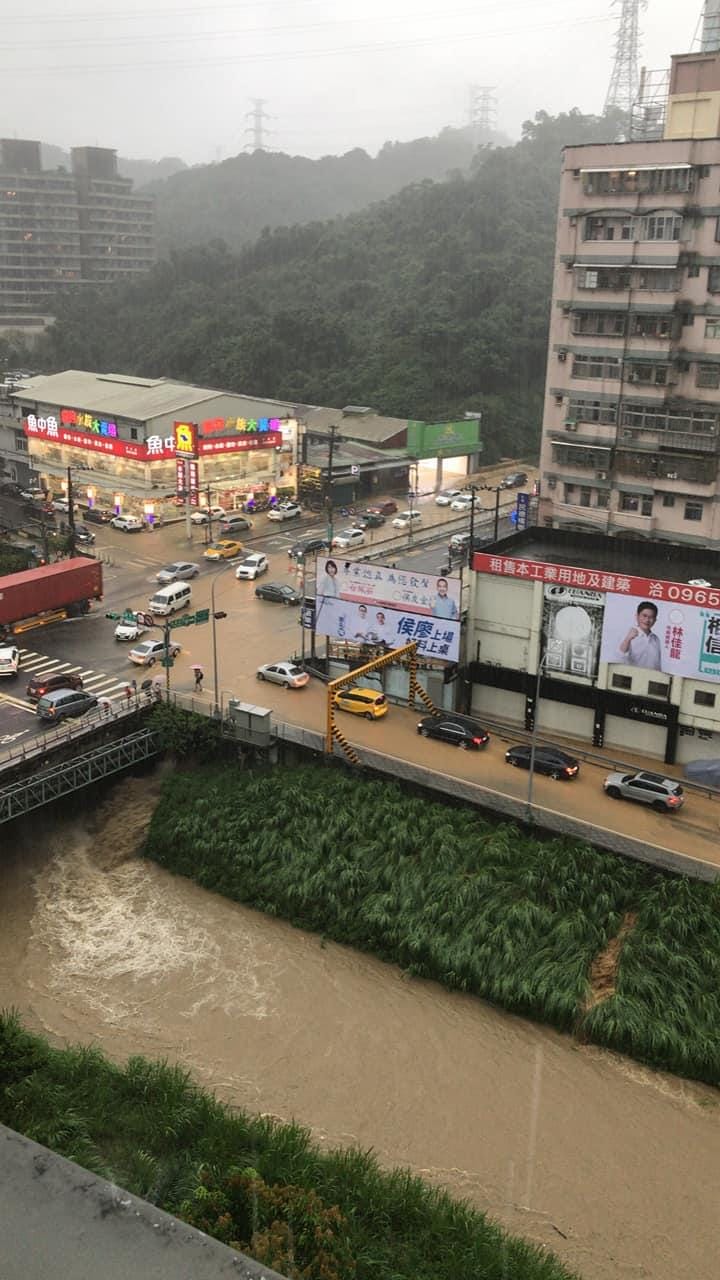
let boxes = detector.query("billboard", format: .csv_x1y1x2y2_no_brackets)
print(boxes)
23,415,281,461
406,419,481,459
600,592,720,682
314,558,461,661
471,551,720,684
541,585,605,680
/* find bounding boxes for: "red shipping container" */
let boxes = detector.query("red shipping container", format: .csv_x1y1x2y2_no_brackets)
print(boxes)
0,557,103,628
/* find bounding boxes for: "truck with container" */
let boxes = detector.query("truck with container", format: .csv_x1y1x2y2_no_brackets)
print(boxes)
0,557,103,643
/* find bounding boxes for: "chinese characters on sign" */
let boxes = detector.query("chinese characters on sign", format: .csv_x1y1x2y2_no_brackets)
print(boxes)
600,592,720,682
472,551,720,608
201,415,283,435
24,417,281,461
313,559,461,661
174,421,198,456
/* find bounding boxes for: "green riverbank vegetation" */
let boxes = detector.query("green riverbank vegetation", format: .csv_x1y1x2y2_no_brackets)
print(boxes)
0,1011,577,1280
145,765,720,1088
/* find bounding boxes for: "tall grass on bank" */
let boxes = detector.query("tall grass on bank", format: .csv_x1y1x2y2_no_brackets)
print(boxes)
144,765,720,1087
0,1012,578,1280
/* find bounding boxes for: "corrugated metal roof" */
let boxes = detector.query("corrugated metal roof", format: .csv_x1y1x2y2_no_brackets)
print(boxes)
304,405,407,444
13,370,304,423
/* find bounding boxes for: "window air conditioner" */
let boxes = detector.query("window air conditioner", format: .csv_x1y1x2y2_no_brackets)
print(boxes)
597,471,608,480
565,421,578,431
666,472,678,480
548,478,557,489
558,349,568,362
555,394,564,404
562,306,571,315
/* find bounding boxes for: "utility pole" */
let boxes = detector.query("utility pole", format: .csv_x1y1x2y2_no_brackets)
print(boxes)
66,465,76,557
493,485,501,541
325,425,337,547
468,484,478,569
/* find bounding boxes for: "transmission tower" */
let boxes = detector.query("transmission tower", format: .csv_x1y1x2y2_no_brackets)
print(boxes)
467,85,497,139
604,0,647,115
244,99,272,152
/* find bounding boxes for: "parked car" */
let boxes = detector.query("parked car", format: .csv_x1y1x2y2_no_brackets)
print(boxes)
502,472,529,489
110,513,144,532
256,661,309,689
128,638,182,666
203,539,244,561
52,498,70,513
267,501,302,522
366,500,398,516
255,582,301,605
190,505,226,525
27,670,83,701
36,688,98,723
505,744,579,779
450,494,473,511
417,714,489,749
114,612,149,642
74,525,95,545
0,645,20,677
83,507,113,524
289,536,330,560
435,489,465,506
355,511,386,530
334,685,388,719
392,510,422,529
219,513,253,535
155,561,200,583
236,552,268,580
332,527,365,550
603,769,684,811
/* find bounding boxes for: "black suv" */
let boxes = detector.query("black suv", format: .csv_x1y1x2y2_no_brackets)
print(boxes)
289,537,330,561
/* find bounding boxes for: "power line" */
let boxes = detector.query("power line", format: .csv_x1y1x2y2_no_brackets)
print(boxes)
0,13,612,76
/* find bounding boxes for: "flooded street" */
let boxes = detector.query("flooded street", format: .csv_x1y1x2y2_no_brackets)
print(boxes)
1,776,719,1280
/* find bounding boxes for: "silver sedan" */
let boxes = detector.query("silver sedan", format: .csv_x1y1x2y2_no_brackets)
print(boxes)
155,561,200,583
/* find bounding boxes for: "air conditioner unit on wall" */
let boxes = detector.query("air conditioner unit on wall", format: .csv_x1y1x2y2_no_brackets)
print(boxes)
565,421,578,432
597,471,608,480
558,349,568,362
548,478,557,489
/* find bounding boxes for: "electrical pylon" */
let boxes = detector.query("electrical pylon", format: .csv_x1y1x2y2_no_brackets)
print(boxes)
604,0,647,115
244,99,272,152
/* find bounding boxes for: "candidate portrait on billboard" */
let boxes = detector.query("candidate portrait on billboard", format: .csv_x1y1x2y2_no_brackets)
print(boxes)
313,559,461,661
600,591,720,681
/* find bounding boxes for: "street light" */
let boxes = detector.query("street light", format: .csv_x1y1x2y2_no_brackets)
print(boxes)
467,484,479,569
526,651,551,818
210,563,233,716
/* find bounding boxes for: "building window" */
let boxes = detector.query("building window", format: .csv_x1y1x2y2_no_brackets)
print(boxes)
697,364,720,389
596,489,609,508
620,492,653,515
567,397,617,425
130,427,138,440
639,213,682,241
571,311,626,336
648,680,669,698
662,494,675,507
709,266,720,293
579,487,592,507
563,483,576,502
705,319,720,339
694,690,716,708
14,435,27,452
626,363,668,386
687,263,701,277
612,674,632,690
684,501,704,521
572,355,621,380
631,314,672,338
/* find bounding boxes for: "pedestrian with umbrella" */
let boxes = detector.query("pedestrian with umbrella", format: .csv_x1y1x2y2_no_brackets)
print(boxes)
191,663,204,692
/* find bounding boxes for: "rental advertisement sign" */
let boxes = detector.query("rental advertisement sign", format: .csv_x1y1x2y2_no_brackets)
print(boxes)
314,558,461,661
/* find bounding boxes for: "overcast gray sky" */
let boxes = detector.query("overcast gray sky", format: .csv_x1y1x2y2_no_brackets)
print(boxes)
0,0,701,164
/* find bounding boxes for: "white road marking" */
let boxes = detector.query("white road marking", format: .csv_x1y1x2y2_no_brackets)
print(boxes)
0,693,35,714
18,657,63,672
83,676,124,692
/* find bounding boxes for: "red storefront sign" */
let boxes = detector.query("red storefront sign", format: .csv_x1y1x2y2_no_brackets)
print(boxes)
23,416,281,461
472,551,720,609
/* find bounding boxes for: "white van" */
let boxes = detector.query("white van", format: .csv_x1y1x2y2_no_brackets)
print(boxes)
148,581,192,616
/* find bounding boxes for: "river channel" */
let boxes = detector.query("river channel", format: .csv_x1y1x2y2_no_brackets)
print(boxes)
1,773,718,1280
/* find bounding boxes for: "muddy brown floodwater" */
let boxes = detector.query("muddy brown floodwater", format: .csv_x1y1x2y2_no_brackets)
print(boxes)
1,775,719,1280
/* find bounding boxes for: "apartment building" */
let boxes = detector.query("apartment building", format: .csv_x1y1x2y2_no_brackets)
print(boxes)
539,44,720,548
0,140,154,329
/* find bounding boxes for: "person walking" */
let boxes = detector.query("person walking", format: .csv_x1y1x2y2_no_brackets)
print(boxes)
193,665,204,692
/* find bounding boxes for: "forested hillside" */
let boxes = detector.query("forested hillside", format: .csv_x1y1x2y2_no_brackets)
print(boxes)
144,126,483,252
28,109,623,462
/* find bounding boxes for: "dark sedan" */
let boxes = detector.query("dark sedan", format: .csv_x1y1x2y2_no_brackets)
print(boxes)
83,507,114,524
27,671,84,702
356,511,386,529
255,582,302,605
74,525,95,544
289,537,330,561
417,715,490,749
505,744,579,779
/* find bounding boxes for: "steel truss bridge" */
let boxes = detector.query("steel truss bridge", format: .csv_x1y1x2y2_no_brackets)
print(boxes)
0,729,162,824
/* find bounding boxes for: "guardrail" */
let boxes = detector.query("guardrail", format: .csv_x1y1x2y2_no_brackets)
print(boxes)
0,695,152,773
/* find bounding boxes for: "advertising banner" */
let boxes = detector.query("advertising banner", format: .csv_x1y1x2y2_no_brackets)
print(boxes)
472,550,720,609
24,416,281,462
541,585,605,680
600,592,720,682
406,419,481,459
314,558,461,661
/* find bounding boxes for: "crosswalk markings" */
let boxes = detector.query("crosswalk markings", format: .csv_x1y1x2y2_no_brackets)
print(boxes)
0,646,133,714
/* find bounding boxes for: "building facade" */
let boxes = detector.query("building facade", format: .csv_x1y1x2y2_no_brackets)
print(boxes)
0,141,154,328
538,47,720,547
466,527,720,765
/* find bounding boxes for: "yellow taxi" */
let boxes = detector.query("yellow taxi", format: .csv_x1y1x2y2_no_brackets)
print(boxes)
333,685,388,719
203,540,244,561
